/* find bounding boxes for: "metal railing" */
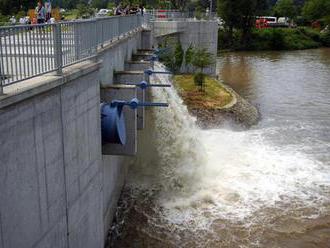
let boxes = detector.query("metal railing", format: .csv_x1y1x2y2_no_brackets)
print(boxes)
146,9,217,21
0,14,145,93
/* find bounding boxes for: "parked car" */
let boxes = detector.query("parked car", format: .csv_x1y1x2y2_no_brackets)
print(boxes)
97,9,111,17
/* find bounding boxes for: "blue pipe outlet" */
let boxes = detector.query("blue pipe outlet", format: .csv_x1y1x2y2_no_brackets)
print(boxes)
101,103,126,145
101,98,169,145
144,69,172,76
122,81,171,90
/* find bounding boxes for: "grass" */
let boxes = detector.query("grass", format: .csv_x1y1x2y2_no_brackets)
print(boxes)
174,74,233,109
62,9,79,20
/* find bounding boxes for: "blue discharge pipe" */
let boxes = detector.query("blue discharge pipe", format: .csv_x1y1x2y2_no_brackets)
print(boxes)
101,98,168,145
122,81,171,90
144,69,172,76
111,98,169,109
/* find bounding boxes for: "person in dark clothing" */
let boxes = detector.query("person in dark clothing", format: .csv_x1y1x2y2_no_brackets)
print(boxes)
35,1,46,24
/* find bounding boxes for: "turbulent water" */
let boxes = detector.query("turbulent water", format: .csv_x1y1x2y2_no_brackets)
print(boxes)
109,49,330,248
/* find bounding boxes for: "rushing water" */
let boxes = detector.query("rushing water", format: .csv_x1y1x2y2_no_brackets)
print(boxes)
110,49,330,248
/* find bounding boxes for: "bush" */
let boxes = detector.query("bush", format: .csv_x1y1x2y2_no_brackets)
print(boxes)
247,28,320,50
194,72,205,91
219,27,323,51
158,40,184,73
174,42,184,72
321,31,330,46
298,27,321,42
0,14,9,25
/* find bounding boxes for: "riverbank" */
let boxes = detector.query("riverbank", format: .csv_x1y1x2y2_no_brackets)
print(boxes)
174,74,259,128
218,27,330,51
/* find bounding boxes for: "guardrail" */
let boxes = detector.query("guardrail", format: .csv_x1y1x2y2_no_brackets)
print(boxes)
145,9,216,21
0,14,145,93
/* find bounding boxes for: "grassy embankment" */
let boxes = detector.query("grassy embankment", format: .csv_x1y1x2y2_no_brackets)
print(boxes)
219,27,330,51
174,74,233,109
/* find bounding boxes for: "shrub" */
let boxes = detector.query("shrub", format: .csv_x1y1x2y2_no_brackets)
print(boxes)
194,72,205,91
174,42,184,72
158,40,184,73
321,31,330,46
185,44,194,67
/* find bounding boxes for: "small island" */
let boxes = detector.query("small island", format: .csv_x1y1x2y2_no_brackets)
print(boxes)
173,74,259,128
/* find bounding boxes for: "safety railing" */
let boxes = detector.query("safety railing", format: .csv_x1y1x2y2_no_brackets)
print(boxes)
0,15,145,93
145,9,217,21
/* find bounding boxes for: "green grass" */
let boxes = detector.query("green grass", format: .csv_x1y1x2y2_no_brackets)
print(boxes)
174,74,233,109
62,9,79,20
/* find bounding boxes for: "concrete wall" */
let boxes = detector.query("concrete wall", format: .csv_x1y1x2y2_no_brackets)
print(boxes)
0,62,103,248
0,26,148,248
98,30,142,87
153,20,218,75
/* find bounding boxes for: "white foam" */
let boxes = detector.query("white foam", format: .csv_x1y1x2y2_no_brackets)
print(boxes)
144,63,330,230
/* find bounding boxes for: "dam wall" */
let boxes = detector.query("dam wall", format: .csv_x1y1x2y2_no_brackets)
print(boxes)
0,28,145,248
0,18,217,248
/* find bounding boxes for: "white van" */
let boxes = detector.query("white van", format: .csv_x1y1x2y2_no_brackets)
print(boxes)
97,9,111,16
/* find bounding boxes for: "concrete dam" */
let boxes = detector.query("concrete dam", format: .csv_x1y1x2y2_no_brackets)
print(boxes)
0,14,218,248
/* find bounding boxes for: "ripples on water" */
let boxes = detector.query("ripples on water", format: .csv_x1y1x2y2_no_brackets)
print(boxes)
109,49,330,247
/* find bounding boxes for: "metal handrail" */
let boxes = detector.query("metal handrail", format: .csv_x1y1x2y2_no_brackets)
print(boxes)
0,14,147,92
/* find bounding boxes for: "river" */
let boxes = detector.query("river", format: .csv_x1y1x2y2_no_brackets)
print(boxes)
109,49,330,248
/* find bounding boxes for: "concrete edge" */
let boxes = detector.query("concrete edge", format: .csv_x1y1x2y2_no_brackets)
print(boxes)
216,80,238,109
0,60,101,109
114,71,144,75
97,27,144,56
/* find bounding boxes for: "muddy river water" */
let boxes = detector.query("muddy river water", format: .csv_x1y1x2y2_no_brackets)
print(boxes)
110,49,330,248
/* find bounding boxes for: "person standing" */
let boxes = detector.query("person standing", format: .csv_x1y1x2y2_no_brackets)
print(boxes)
115,3,123,16
44,0,52,23
35,1,46,24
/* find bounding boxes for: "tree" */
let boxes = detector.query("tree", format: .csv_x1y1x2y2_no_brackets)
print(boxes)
158,39,184,73
174,42,184,72
273,0,297,19
191,48,215,91
302,0,330,22
217,0,269,44
184,43,194,72
169,0,188,10
76,3,95,18
91,0,108,9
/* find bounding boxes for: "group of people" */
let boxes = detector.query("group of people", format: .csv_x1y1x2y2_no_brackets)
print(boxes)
115,4,145,16
35,0,52,24
9,0,52,25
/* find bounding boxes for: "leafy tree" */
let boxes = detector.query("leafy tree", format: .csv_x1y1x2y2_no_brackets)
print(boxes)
184,43,194,71
91,0,109,9
273,0,297,18
174,42,184,72
302,0,330,22
158,40,184,73
191,48,215,91
76,3,95,18
169,0,188,10
217,0,269,44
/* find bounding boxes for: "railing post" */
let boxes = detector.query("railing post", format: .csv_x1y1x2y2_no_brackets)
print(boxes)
53,24,63,76
0,67,3,95
74,23,80,61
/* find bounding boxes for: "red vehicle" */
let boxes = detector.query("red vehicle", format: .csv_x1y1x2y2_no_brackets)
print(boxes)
256,18,268,29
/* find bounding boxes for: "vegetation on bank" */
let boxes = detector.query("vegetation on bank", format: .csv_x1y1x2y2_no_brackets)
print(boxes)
218,27,330,51
174,75,233,109
158,38,216,92
217,0,330,51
